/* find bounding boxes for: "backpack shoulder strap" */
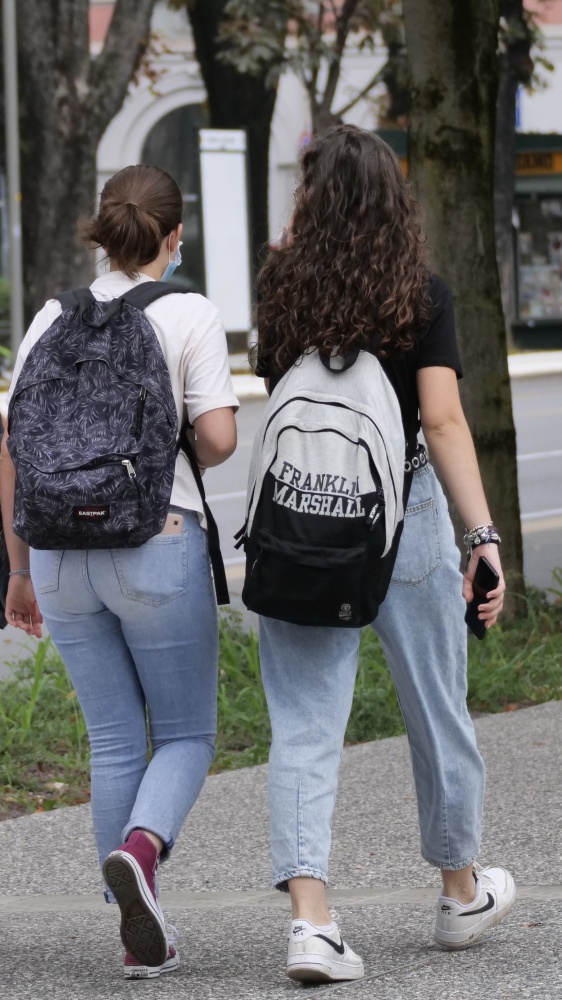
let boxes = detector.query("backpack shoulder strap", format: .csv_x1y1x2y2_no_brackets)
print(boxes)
178,421,230,606
55,288,96,312
121,282,183,312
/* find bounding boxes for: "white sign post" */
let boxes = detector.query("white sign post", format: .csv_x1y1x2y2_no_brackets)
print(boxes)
199,129,252,339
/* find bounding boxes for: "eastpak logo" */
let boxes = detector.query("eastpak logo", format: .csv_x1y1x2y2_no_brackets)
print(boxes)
73,505,110,520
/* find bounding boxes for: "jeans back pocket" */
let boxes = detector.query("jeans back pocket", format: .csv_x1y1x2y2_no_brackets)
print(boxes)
31,550,64,593
391,497,441,585
111,534,188,606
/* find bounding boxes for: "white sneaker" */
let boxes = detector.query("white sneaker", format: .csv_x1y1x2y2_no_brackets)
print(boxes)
434,866,516,950
286,919,364,983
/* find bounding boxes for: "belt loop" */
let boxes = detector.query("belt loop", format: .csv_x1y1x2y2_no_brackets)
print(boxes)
404,443,427,473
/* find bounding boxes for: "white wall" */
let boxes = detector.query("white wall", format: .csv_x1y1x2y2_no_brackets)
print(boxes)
267,43,387,237
519,26,562,132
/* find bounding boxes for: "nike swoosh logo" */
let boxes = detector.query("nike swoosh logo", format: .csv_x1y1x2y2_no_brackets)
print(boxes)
459,891,495,917
314,934,346,955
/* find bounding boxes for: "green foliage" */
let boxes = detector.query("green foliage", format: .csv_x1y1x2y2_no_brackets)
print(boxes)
0,276,11,325
214,609,270,769
466,593,562,713
217,0,385,124
0,639,89,815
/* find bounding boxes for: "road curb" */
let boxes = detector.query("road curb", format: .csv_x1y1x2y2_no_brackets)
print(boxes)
508,351,562,379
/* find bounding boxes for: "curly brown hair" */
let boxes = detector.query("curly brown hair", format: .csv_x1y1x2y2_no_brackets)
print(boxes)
256,125,429,374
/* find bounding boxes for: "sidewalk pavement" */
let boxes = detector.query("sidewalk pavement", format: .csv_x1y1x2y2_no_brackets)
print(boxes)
1,700,561,999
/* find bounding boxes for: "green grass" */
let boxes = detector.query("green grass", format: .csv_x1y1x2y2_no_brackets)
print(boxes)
0,639,90,816
1,579,561,818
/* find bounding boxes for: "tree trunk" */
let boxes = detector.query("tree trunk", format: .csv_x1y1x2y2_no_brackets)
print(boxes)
494,60,519,348
187,0,285,277
16,0,156,323
403,0,525,614
494,1,534,350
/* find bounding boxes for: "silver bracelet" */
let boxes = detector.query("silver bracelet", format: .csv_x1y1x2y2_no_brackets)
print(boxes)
9,568,31,577
463,522,501,559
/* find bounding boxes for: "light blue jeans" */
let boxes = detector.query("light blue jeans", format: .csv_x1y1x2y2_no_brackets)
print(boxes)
30,509,218,887
259,465,486,889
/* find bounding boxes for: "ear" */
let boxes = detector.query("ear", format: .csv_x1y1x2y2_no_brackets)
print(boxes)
170,223,183,252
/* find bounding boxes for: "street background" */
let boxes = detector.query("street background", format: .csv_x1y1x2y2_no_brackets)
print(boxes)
209,369,562,615
0,364,560,678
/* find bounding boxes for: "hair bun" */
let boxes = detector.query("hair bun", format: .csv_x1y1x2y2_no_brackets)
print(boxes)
80,165,183,278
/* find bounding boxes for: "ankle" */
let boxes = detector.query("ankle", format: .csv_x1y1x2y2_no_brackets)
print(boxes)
291,909,333,927
140,830,164,854
288,876,332,927
441,866,477,905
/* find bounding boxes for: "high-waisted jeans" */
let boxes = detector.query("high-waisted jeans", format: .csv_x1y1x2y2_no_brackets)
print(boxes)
30,509,218,891
259,465,486,889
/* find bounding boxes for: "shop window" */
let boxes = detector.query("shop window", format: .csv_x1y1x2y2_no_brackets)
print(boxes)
516,195,562,320
142,103,208,294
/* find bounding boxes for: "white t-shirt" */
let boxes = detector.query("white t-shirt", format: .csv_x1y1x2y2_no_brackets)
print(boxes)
7,271,239,521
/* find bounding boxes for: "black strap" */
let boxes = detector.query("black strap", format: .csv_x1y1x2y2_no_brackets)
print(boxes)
121,282,181,311
178,422,230,606
56,288,96,312
56,282,181,318
319,350,360,373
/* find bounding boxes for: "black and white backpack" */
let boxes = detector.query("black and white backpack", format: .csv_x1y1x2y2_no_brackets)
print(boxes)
236,349,407,627
7,282,229,603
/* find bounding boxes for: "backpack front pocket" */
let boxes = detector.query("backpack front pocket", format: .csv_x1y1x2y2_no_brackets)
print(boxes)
13,456,142,549
243,530,370,627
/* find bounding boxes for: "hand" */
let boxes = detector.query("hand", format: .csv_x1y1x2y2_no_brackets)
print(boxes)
463,545,505,630
5,575,43,638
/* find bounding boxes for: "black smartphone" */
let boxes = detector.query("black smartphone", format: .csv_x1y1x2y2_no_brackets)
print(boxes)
464,556,500,640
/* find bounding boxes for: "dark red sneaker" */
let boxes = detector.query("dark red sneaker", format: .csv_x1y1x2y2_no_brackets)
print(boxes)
124,944,179,979
102,831,168,967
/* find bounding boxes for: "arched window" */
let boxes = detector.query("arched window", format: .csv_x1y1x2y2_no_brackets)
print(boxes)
142,103,208,294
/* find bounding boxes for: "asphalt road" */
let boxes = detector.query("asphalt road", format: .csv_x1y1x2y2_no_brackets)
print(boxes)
0,372,560,678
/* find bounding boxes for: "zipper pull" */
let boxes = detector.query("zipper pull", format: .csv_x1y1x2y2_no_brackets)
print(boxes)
366,490,385,530
122,459,136,479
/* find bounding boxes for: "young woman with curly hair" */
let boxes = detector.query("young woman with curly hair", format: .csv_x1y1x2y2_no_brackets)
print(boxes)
253,125,515,983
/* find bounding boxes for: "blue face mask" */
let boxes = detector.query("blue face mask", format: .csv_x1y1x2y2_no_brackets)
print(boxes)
161,240,183,282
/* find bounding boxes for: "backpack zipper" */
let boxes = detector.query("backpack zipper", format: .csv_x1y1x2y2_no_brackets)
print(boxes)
122,459,137,479
69,456,137,479
135,386,147,438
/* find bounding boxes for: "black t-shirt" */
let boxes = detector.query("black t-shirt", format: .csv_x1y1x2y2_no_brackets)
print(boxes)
258,274,462,456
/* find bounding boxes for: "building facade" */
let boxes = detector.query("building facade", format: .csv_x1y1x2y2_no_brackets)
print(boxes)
90,1,562,341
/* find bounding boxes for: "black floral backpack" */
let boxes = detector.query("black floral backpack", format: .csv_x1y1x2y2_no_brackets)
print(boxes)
6,282,228,601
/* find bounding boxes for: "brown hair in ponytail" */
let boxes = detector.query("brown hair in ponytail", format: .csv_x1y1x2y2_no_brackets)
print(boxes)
81,165,183,278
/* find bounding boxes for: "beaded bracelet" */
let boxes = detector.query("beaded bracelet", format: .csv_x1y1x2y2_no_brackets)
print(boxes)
463,522,501,560
9,568,31,577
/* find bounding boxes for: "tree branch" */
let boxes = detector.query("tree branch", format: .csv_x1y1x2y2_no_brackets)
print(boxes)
334,66,384,118
85,0,157,140
308,0,327,99
320,0,360,117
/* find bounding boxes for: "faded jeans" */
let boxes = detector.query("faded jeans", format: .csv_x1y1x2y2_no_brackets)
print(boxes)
259,465,486,889
30,509,217,892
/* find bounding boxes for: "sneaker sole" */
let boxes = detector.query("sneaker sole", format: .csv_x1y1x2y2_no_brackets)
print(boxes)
103,852,167,967
124,954,180,979
434,884,517,951
287,956,364,983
